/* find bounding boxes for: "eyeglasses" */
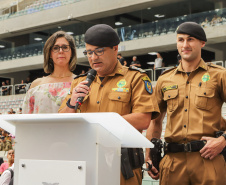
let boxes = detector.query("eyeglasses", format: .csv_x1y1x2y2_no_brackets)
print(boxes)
83,47,105,58
52,45,70,53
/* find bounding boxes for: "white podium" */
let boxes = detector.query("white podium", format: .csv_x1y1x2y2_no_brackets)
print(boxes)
0,113,153,185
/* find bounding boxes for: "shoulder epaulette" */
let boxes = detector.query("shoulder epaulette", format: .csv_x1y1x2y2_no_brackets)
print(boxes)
74,72,88,80
129,66,146,73
160,66,177,75
207,63,225,70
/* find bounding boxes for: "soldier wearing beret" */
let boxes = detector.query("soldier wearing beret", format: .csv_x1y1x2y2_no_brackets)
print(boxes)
59,24,160,185
145,21,226,184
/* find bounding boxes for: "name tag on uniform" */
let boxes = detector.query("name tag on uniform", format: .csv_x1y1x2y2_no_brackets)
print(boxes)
162,85,178,93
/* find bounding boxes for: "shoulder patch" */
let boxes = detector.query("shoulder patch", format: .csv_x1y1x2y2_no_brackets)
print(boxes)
73,72,88,80
208,63,225,70
142,76,153,94
160,66,177,76
129,66,146,73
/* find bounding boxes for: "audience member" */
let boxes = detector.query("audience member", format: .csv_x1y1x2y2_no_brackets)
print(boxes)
117,53,127,66
80,70,86,74
22,31,77,114
0,149,14,175
3,136,12,151
18,108,22,114
0,157,3,166
201,17,210,28
1,82,8,96
154,53,164,80
5,80,11,96
211,14,222,26
24,76,31,84
0,163,14,185
0,130,6,140
130,56,141,67
153,53,163,70
0,139,4,151
15,80,26,94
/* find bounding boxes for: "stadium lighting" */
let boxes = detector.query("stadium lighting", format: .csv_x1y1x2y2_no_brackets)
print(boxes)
66,32,74,35
34,38,42,41
154,14,165,18
115,22,123,26
148,52,157,55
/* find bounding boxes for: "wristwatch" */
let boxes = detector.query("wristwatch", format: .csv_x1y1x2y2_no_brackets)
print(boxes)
66,98,75,109
221,133,226,140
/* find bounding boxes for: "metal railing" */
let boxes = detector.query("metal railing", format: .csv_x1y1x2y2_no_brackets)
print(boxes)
144,69,154,81
0,83,31,96
0,8,226,61
0,85,13,96
0,0,83,20
207,60,224,67
153,66,174,81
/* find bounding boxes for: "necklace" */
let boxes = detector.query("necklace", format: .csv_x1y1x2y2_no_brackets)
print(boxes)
50,73,73,78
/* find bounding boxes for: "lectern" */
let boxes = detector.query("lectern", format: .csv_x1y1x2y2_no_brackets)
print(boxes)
1,113,153,185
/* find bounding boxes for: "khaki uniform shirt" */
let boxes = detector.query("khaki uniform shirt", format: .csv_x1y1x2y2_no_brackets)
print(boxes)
155,59,226,143
59,62,159,119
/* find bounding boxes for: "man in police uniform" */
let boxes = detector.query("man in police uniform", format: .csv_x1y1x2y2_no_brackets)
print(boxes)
145,22,226,185
59,24,160,185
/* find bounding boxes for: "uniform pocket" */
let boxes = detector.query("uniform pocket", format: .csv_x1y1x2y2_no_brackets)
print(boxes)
108,92,131,114
108,92,131,102
163,89,179,112
195,88,215,110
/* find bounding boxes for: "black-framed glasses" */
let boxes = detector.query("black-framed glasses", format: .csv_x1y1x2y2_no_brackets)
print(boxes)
83,47,106,58
52,45,70,53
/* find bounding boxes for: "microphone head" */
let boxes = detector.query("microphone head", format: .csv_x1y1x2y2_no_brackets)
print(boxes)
87,69,97,81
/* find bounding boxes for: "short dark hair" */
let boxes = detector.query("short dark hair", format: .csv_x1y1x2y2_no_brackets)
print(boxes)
43,31,77,73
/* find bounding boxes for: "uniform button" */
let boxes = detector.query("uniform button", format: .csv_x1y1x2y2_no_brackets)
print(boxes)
184,125,186,128
186,96,188,99
118,96,121,100
97,101,100,104
185,109,187,112
204,92,206,95
100,84,103,87
168,95,171,98
187,81,189,84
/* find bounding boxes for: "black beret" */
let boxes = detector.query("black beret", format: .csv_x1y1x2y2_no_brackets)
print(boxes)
85,24,120,47
176,22,207,42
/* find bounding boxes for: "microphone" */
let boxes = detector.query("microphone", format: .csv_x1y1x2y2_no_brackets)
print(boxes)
74,69,97,110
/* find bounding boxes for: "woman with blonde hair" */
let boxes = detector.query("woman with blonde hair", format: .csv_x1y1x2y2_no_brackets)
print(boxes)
22,31,77,113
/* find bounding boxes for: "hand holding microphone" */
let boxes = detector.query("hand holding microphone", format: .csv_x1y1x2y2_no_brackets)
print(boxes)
70,69,97,110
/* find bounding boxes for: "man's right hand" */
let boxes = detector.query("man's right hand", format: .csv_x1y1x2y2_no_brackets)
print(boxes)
146,160,159,180
145,148,159,180
70,81,90,106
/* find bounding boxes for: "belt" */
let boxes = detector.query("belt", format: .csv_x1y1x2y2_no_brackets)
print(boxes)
164,140,206,153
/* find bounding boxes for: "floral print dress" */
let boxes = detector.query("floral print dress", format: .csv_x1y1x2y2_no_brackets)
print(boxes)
22,82,71,114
